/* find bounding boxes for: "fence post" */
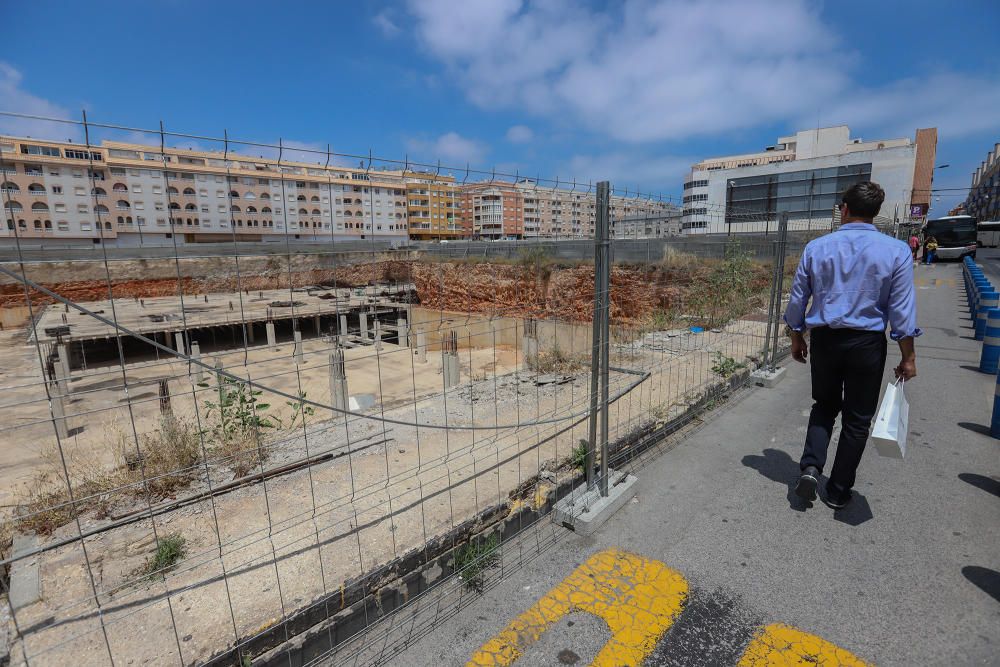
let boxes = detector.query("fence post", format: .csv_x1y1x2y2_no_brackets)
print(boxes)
768,212,790,370
586,184,605,491
597,182,612,497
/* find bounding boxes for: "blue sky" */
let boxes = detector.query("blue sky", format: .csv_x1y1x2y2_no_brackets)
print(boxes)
3,0,998,216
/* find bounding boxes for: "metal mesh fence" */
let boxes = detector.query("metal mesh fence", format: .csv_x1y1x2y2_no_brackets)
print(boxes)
0,113,808,667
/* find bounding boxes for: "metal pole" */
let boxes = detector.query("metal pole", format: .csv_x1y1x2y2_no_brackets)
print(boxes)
597,181,611,497
586,185,604,490
769,212,790,370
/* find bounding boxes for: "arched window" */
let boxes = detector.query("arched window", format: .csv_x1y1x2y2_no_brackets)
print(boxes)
33,220,41,229
244,192,256,200
298,208,308,215
183,187,196,195
95,204,109,214
18,219,26,229
169,202,181,210
126,216,132,224
4,201,23,213
231,205,241,212
260,192,270,200
344,210,353,217
104,221,111,230
297,194,306,201
44,220,52,230
261,206,272,213
310,195,319,202
229,190,240,199
167,186,179,195
246,206,257,213
116,199,130,209
0,182,19,192
185,203,197,211
117,216,124,225
91,187,107,196
113,183,128,192
31,202,49,212
28,183,46,194
312,208,321,215
354,198,362,205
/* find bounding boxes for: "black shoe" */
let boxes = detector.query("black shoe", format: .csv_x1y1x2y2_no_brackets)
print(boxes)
794,466,820,501
824,486,853,509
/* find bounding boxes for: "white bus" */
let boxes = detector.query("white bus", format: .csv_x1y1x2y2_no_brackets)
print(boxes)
978,221,1000,248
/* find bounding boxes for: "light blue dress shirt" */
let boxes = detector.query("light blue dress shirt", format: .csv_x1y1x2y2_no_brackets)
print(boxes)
783,222,922,340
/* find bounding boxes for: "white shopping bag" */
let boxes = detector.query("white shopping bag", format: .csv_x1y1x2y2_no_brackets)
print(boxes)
870,379,909,459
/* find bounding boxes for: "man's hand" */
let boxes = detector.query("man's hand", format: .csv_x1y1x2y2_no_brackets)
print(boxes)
790,331,808,363
895,337,916,381
894,357,916,381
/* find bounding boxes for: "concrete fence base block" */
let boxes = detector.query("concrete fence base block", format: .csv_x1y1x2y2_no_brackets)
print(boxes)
751,366,786,388
9,533,41,610
551,469,638,536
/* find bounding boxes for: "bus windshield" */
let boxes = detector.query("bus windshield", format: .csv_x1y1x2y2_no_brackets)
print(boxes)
926,217,977,247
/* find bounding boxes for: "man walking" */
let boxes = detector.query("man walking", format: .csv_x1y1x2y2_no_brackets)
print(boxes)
784,181,920,509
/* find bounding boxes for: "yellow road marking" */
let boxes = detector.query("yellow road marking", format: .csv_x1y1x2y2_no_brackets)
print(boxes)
467,548,688,666
738,623,872,666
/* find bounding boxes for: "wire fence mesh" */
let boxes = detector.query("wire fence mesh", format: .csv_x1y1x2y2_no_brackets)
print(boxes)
0,113,823,667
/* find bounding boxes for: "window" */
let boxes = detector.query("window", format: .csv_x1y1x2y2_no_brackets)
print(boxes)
81,222,92,231
134,202,144,210
21,144,61,157
77,204,89,214
132,184,142,193
57,221,69,231
110,167,126,176
136,216,146,226
51,185,63,194
54,203,67,213
65,149,103,161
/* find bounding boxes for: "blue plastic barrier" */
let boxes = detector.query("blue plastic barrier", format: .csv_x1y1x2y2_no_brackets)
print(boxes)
980,308,1000,373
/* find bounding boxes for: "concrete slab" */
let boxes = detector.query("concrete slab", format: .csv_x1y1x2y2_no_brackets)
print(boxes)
9,533,41,611
750,366,786,388
551,470,638,535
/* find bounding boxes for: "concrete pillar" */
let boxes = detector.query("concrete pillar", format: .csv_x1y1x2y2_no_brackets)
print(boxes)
190,342,204,383
329,349,348,417
415,328,427,363
56,343,70,380
293,330,303,364
442,331,460,388
213,357,225,388
359,310,369,340
374,319,383,351
523,319,538,363
56,343,71,380
158,378,171,414
53,356,69,397
266,322,276,348
174,331,186,356
339,313,348,342
246,322,255,343
397,316,409,347
50,388,69,439
314,315,322,336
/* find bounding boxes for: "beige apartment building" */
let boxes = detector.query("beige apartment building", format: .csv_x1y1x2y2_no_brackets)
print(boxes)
404,172,462,240
0,135,415,246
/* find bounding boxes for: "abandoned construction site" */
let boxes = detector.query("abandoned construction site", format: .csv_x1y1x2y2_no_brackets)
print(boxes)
0,229,794,666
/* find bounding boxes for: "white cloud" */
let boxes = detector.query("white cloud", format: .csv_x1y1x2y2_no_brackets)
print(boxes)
0,62,80,141
373,9,401,37
406,131,489,165
506,125,534,143
406,1,1000,144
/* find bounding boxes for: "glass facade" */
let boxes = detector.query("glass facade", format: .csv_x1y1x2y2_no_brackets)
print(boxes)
726,162,872,224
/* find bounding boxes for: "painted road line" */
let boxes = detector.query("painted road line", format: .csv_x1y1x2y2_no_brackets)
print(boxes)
467,548,688,666
737,623,871,666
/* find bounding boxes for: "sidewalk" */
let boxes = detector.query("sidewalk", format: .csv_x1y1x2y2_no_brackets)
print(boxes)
386,261,999,666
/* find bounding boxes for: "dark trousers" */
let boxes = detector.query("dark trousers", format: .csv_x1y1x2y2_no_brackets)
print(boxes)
801,327,887,494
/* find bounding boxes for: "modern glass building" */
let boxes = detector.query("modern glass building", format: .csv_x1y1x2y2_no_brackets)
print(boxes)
725,163,872,225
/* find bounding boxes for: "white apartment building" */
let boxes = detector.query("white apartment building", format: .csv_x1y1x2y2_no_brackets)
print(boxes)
682,126,937,234
0,136,411,247
514,181,671,239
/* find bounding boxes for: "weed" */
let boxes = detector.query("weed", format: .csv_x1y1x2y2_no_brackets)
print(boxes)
571,439,589,472
143,533,186,577
454,532,500,593
710,352,746,379
199,376,276,477
526,345,587,374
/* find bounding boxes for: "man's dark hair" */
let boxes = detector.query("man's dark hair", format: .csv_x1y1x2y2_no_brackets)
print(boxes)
841,181,885,219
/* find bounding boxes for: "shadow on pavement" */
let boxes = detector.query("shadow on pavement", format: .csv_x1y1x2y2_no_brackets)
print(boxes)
957,422,993,438
832,493,873,526
740,448,812,512
959,365,986,373
962,566,1000,604
958,473,1000,499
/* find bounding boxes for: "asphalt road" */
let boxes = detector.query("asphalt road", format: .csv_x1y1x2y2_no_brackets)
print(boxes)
380,260,999,666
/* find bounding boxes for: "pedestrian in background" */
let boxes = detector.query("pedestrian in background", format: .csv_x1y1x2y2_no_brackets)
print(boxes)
784,181,920,509
924,236,938,265
908,233,920,261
